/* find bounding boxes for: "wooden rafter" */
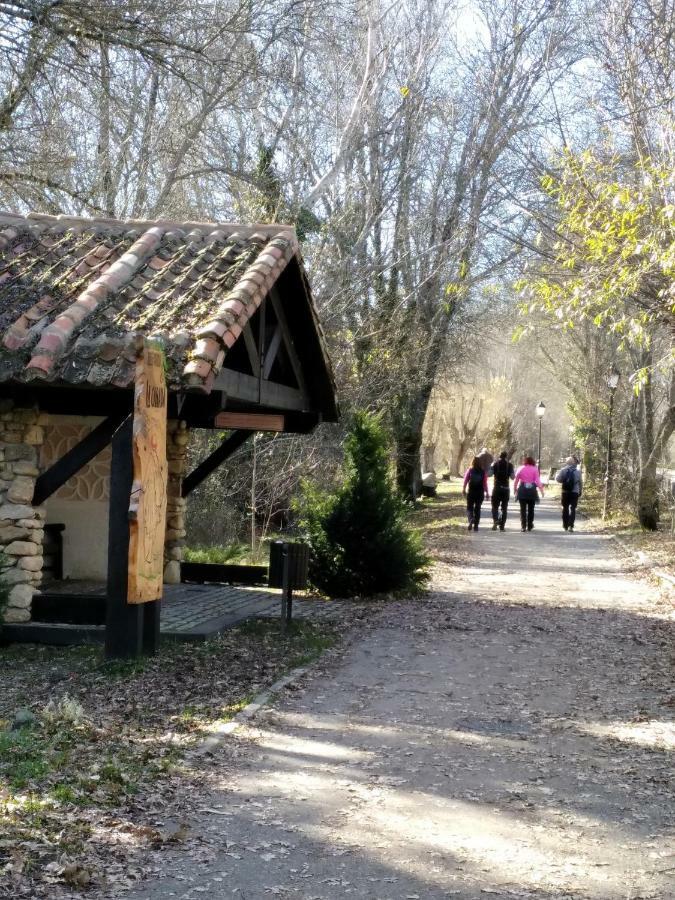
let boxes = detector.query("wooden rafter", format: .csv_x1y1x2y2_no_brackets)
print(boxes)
269,293,307,394
262,324,283,380
215,369,307,411
181,430,252,497
242,321,260,374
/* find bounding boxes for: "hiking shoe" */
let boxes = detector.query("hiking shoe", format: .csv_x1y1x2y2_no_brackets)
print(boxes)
569,526,574,532
528,525,534,531
473,524,479,531
563,525,568,531
492,523,498,530
521,526,526,532
467,523,473,531
499,525,505,531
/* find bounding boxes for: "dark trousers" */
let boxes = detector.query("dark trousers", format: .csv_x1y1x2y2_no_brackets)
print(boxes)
562,491,579,528
467,492,484,526
491,487,509,526
519,499,535,530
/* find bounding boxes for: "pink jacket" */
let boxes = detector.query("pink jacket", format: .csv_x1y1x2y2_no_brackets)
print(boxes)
513,464,544,493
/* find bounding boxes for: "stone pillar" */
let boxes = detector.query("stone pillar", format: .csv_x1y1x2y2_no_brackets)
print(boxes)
163,420,188,584
0,403,47,623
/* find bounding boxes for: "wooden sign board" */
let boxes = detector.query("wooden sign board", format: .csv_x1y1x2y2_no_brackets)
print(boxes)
128,341,168,604
214,412,285,432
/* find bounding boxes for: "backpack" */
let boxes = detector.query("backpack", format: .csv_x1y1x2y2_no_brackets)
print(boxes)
468,468,484,490
561,467,575,490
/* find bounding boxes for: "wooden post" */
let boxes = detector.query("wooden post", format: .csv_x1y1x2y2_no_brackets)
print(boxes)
142,600,161,654
105,416,143,659
281,543,293,630
127,342,168,605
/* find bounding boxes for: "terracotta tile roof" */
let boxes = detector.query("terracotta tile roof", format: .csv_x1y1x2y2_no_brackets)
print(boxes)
0,212,311,393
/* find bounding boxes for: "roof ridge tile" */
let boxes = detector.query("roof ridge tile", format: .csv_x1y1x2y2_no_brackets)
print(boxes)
0,211,298,241
187,235,298,390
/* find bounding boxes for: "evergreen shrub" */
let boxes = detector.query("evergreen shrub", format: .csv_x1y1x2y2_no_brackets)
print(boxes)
297,411,430,597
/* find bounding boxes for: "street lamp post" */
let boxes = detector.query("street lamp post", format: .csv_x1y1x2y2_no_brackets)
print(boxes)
535,401,546,471
602,369,620,519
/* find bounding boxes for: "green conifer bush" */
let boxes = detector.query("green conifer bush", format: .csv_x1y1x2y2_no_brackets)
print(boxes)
297,412,430,597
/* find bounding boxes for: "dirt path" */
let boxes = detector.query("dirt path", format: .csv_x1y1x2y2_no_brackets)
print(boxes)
125,499,674,900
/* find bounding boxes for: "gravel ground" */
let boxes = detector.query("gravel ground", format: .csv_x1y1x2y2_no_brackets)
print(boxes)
118,499,674,899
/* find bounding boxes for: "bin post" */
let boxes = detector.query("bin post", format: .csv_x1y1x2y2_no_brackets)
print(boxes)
269,540,308,629
280,543,293,629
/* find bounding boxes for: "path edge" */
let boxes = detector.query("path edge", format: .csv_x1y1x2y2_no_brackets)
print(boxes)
607,531,675,594
189,663,311,758
188,606,375,758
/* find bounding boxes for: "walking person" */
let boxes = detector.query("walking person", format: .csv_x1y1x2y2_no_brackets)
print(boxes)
489,450,515,530
556,456,582,531
477,447,494,472
462,456,489,531
513,455,545,532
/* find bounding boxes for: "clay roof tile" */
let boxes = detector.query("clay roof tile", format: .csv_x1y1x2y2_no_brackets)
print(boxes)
0,212,335,408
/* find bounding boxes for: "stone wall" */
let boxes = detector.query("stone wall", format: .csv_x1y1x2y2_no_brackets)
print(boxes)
0,403,46,623
0,407,190,623
164,420,189,584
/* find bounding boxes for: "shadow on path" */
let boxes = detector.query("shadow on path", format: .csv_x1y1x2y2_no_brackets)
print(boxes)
122,496,673,900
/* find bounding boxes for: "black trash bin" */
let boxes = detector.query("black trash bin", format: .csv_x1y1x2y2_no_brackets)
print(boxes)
268,541,309,590
268,541,309,625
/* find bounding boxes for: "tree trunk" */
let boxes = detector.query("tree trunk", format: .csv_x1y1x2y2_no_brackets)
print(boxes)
637,460,659,530
635,358,660,529
451,439,472,476
395,427,423,499
422,445,435,472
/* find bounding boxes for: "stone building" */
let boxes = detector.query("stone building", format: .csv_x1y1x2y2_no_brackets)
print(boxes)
0,212,338,630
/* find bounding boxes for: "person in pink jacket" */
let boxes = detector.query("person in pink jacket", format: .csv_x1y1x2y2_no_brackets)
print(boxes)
462,456,489,531
513,455,545,532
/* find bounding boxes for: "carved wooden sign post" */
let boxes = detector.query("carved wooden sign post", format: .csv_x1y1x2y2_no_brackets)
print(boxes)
128,340,168,603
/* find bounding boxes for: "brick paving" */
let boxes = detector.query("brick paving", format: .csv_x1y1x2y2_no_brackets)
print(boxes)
161,582,346,638
22,579,347,643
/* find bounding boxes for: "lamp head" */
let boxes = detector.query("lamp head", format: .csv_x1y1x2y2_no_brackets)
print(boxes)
535,401,546,419
607,369,620,391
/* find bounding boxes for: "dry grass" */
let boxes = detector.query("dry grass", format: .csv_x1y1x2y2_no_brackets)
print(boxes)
581,483,675,578
408,480,472,570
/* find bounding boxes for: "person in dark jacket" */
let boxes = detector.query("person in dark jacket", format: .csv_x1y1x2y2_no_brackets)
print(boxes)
489,451,515,531
555,456,583,531
462,456,489,531
477,447,494,472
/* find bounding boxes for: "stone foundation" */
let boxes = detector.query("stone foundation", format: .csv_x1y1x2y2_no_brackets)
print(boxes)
0,403,46,623
164,420,189,584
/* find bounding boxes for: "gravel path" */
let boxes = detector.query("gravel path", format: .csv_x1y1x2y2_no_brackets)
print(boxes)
126,499,674,900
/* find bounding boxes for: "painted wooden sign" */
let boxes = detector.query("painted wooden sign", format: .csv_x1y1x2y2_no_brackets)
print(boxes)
128,341,168,603
214,412,285,432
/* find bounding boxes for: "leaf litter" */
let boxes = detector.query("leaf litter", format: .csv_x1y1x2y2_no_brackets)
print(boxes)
0,617,363,898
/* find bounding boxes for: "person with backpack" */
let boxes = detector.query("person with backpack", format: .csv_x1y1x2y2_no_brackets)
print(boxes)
462,456,489,531
513,455,545,532
489,450,515,530
477,447,494,472
555,456,583,531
